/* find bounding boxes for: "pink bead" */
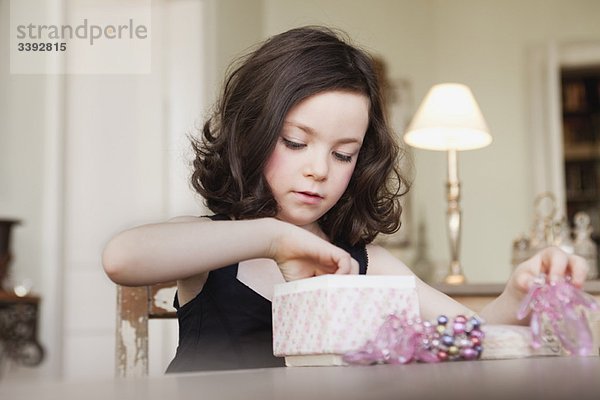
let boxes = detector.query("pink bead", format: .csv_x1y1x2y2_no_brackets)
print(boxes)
453,322,466,334
437,351,448,361
460,347,478,360
470,329,484,339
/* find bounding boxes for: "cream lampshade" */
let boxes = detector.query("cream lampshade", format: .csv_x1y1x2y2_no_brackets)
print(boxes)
404,83,492,284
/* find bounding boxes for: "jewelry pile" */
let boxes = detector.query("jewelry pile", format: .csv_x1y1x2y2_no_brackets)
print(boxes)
343,274,599,365
342,312,485,365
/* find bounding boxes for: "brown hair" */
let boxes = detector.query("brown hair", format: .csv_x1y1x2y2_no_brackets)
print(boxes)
191,26,410,245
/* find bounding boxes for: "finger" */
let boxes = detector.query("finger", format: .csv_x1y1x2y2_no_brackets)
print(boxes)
317,262,338,274
567,254,589,287
311,248,347,275
333,253,353,275
515,268,536,291
335,256,359,275
541,246,569,281
313,246,341,274
514,253,542,291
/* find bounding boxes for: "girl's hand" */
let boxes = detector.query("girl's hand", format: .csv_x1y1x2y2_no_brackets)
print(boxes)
267,220,359,281
508,246,589,299
480,246,589,325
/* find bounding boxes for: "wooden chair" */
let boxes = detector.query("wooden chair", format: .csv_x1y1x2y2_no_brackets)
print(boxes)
116,282,177,377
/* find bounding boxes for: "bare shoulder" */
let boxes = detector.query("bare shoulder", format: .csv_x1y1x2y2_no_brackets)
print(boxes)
365,243,413,276
168,215,211,223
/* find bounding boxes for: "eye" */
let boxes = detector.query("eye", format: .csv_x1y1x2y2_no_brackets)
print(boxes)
281,137,306,150
333,152,353,163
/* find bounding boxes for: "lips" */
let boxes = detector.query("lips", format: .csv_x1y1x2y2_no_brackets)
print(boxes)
294,191,324,205
299,191,323,198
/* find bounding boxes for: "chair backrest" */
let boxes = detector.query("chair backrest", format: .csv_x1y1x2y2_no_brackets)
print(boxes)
115,282,177,378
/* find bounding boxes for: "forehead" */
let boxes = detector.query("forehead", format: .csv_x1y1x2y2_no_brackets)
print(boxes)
284,90,370,142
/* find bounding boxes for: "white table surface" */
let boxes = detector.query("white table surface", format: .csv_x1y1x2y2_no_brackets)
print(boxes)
2,356,599,400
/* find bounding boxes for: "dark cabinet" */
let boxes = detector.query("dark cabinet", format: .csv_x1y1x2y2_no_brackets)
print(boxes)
561,68,600,242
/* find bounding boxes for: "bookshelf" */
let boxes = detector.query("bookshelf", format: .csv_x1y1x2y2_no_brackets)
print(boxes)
561,67,600,240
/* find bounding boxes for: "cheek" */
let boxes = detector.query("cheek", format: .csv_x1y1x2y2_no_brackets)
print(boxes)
333,166,357,194
264,147,287,185
341,168,354,184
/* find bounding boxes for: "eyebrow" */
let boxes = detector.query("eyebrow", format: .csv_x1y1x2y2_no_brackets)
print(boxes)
283,121,363,145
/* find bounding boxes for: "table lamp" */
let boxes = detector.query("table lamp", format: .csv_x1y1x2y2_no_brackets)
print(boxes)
403,83,492,284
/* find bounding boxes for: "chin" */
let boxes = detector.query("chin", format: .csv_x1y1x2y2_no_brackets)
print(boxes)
278,210,324,227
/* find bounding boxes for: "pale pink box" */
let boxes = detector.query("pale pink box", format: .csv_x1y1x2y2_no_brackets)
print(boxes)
272,275,419,366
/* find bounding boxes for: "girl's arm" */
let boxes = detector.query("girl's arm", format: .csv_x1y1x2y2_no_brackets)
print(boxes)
102,216,358,286
366,245,475,321
367,244,589,325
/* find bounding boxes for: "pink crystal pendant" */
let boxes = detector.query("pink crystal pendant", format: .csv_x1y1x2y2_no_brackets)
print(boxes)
518,274,599,356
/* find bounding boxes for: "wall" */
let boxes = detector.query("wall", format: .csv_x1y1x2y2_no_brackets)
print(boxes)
0,0,47,325
214,0,264,86
0,0,64,380
426,0,600,282
263,0,600,282
1,0,265,381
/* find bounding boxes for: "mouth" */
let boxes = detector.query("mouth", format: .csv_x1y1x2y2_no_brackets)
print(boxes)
294,191,324,204
297,191,323,199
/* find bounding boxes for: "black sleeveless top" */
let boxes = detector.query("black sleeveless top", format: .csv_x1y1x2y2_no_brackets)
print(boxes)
166,214,369,373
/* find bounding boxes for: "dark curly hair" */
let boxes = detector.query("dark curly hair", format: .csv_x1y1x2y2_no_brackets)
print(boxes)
191,26,410,245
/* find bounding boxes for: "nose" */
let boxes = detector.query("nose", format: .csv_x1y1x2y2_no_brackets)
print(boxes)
303,151,328,181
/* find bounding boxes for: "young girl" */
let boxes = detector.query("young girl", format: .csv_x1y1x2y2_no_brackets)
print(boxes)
102,26,589,372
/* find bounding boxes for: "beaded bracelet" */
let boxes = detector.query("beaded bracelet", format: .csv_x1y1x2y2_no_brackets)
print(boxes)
343,312,485,365
517,274,598,356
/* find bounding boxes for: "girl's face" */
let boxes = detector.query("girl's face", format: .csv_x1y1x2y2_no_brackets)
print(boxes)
264,90,369,231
